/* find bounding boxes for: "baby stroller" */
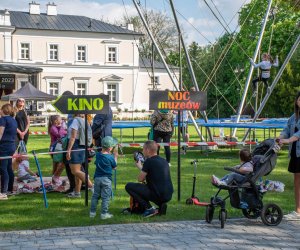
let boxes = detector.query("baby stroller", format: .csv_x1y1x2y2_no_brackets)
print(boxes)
206,139,283,228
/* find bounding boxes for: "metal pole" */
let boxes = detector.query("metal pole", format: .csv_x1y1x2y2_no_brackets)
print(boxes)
233,0,273,136
132,0,205,141
84,114,89,206
177,34,182,201
242,34,300,141
168,0,213,141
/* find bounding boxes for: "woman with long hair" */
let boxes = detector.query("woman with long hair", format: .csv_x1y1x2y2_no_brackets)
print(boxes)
14,98,30,146
279,91,300,220
0,104,17,199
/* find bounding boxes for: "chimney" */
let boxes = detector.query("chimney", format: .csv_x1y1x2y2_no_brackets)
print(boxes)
127,23,134,31
29,1,40,15
47,2,57,16
0,9,11,26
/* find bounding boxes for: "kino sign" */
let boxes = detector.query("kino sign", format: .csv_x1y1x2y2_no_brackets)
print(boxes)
52,95,109,114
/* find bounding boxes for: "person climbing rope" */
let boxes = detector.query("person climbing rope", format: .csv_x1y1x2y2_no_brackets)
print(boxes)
250,53,279,97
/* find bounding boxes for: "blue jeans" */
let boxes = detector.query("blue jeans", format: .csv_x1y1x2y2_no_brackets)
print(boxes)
221,173,246,185
90,177,112,215
0,158,14,194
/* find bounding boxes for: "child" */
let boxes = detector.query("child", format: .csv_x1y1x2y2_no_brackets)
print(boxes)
17,155,37,183
212,148,254,186
250,53,279,97
48,115,67,185
90,136,118,219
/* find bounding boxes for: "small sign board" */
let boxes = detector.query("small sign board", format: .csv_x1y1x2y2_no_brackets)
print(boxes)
0,74,15,89
52,95,109,114
149,90,207,111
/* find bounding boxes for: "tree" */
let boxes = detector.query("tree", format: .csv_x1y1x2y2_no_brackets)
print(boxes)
119,9,178,60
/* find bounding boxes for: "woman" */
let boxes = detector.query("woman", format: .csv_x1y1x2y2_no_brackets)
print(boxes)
15,98,30,146
66,114,93,198
150,109,174,165
0,104,18,199
278,91,300,220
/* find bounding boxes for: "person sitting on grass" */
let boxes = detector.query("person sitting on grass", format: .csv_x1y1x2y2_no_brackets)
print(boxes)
212,148,254,186
125,140,174,218
90,136,118,220
16,155,37,183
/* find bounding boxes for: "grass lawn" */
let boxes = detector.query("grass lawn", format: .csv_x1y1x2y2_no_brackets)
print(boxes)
0,125,294,231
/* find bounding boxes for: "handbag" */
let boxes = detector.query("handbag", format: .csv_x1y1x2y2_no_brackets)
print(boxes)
17,140,27,154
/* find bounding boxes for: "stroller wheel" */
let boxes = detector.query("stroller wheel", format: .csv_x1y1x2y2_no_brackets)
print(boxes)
219,209,227,229
205,204,214,223
186,198,194,205
242,208,260,219
261,203,283,226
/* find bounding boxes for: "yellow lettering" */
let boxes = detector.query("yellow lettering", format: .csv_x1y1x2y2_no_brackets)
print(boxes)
68,98,78,110
93,98,104,110
168,91,175,100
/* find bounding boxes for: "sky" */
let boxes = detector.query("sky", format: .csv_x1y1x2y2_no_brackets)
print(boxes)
0,0,251,45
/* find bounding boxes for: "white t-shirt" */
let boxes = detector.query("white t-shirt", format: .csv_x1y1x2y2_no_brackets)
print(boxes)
18,160,30,177
68,118,80,139
250,58,279,78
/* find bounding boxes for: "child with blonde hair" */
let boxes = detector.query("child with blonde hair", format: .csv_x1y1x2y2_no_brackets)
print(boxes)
16,155,37,183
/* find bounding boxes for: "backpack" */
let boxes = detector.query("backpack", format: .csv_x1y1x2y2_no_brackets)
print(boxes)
122,196,145,215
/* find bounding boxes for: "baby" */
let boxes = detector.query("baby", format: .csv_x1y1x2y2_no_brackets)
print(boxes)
17,155,37,183
212,148,253,186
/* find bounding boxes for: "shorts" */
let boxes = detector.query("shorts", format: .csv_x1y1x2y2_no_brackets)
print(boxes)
288,157,300,173
69,139,85,164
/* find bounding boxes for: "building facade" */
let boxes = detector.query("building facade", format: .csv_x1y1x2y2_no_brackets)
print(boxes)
0,2,178,111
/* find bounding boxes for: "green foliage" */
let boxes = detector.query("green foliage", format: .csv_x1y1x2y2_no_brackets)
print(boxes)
166,0,300,118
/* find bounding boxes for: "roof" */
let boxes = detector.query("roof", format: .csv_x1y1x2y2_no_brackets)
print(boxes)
0,63,43,74
139,57,179,70
1,82,56,101
9,11,142,36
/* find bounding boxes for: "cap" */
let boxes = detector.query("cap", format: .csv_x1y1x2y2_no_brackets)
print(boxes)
101,136,118,149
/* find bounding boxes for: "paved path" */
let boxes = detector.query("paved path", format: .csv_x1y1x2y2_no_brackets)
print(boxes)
0,219,299,250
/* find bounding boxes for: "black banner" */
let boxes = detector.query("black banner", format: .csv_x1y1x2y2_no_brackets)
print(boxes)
0,74,15,89
149,90,207,111
52,95,109,114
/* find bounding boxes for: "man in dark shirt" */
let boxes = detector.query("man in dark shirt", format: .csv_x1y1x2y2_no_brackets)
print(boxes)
125,140,173,217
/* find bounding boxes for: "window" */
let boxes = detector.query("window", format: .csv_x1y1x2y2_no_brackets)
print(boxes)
49,82,59,96
77,45,86,62
76,82,86,95
107,84,117,102
49,44,59,61
20,43,30,60
107,47,117,63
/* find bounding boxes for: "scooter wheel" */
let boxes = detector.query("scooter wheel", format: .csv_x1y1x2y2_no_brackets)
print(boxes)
205,205,214,223
186,198,194,205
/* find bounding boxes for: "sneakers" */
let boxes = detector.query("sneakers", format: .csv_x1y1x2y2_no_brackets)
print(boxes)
101,213,113,220
6,191,17,196
0,193,8,200
67,191,81,198
211,175,227,186
90,212,96,218
283,211,300,221
143,207,158,218
88,185,94,194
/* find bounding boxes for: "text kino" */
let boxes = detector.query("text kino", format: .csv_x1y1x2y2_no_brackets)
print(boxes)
68,98,104,111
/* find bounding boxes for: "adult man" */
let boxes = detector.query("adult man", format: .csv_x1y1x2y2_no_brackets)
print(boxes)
125,140,174,217
92,105,113,148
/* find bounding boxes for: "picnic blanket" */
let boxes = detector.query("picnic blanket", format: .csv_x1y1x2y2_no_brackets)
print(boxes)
12,177,70,194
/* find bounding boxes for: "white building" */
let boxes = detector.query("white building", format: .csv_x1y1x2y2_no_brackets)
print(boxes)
0,2,178,111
